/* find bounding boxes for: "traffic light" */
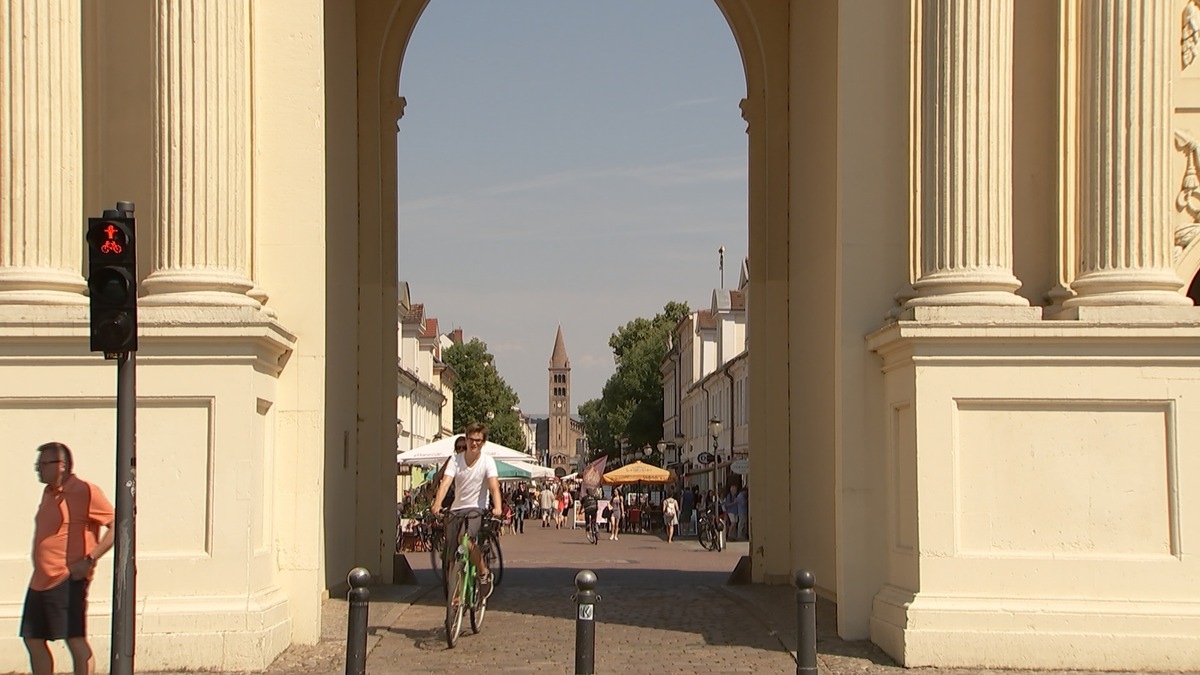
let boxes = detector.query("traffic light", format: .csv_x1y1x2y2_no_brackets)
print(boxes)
87,213,138,354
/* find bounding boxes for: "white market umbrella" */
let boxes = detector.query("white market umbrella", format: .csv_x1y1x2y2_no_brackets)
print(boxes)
503,459,556,479
397,435,536,466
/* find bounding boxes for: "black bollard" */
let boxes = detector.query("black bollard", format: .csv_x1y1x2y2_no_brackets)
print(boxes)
573,570,599,675
346,567,371,675
795,569,817,675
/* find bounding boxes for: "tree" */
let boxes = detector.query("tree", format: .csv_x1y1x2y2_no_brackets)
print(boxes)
579,301,691,461
443,338,524,450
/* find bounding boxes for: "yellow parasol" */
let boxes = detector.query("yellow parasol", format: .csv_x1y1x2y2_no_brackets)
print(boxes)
602,461,674,485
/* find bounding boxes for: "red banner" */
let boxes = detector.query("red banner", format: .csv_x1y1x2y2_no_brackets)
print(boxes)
579,456,608,488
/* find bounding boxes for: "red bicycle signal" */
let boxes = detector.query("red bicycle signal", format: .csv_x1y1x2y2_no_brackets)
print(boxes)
99,223,125,254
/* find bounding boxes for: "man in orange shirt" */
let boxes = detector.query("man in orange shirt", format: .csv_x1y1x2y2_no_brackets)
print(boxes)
21,442,114,675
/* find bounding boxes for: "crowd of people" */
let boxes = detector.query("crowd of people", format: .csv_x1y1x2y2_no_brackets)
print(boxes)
402,478,751,543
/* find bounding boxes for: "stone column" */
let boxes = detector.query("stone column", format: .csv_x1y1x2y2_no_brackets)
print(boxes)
0,0,86,304
1064,0,1189,307
142,0,259,307
905,0,1028,308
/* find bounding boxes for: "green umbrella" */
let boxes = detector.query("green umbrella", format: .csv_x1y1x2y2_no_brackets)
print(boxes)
495,460,533,480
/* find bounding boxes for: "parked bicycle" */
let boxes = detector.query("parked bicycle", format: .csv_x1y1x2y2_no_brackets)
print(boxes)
698,505,726,552
416,510,446,585
444,511,504,647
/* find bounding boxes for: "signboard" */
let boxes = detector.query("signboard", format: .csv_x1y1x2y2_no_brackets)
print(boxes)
731,458,750,475
697,451,716,464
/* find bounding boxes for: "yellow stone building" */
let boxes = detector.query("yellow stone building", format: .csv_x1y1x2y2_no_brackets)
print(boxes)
1,1,1198,670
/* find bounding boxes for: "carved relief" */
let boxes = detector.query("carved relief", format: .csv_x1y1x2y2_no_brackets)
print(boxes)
1185,1,1200,69
1172,130,1200,255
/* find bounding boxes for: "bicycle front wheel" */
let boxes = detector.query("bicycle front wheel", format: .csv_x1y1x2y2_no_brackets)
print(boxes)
445,559,465,648
698,522,716,551
586,524,597,545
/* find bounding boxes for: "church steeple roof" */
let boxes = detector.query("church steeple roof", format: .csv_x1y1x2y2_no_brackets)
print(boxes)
550,325,570,368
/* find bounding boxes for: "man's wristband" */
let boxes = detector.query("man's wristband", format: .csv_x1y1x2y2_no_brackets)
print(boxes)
84,554,96,565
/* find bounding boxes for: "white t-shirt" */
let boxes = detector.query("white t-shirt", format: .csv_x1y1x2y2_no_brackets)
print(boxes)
445,452,498,511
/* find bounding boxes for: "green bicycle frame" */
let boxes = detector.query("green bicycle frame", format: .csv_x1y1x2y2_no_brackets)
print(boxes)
457,533,476,606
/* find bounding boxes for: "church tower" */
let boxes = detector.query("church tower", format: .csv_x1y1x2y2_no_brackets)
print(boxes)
548,325,572,473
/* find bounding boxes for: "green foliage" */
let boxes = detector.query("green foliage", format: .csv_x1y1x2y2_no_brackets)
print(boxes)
443,338,524,450
578,301,691,460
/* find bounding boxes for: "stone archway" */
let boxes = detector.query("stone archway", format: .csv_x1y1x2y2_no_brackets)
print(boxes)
353,0,801,592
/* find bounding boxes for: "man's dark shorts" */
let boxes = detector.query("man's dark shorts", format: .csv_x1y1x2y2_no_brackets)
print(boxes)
446,508,486,554
20,578,89,641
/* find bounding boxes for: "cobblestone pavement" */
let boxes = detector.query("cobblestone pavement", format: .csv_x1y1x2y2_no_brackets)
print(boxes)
134,522,1191,674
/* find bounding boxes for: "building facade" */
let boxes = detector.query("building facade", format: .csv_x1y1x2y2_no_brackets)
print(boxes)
666,264,750,494
395,283,456,498
1,1,1198,671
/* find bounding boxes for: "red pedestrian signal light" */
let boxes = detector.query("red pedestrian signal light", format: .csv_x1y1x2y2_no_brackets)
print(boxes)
96,223,128,255
87,216,138,354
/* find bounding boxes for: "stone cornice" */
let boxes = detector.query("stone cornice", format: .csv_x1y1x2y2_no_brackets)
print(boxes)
0,305,296,376
868,314,1200,371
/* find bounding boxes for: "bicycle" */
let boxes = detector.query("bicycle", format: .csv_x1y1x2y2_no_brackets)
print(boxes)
437,511,503,597
419,511,447,587
443,511,504,647
697,506,726,552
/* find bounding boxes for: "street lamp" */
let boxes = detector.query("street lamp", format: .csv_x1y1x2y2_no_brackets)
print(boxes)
656,440,667,467
708,417,722,493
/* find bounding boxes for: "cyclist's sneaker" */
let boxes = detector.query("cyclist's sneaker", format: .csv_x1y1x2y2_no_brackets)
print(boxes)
478,572,494,600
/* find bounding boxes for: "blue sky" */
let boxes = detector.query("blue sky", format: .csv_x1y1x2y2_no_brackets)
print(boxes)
397,1,748,414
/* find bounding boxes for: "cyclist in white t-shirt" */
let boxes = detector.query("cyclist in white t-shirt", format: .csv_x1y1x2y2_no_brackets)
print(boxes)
432,423,503,595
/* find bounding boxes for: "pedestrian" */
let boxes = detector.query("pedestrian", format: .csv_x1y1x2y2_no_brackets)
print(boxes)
723,485,740,542
564,489,575,529
608,487,624,541
735,485,749,540
539,483,555,527
689,485,701,535
554,487,567,529
680,484,695,536
22,441,115,675
511,483,527,533
661,490,680,543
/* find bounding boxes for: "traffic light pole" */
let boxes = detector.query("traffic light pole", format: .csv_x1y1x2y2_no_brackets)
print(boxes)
110,350,136,675
96,199,137,675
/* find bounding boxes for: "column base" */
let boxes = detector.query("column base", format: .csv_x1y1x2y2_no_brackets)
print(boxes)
0,268,87,305
1064,269,1190,308
906,270,1029,309
142,269,261,308
1048,304,1200,322
893,304,1043,322
872,586,1200,670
